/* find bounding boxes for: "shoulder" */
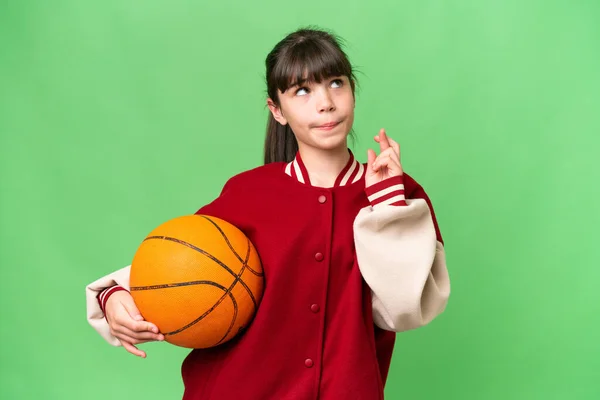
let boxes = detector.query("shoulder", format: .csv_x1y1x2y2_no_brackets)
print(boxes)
221,162,287,193
195,162,286,216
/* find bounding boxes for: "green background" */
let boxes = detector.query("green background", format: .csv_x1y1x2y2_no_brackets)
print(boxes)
1,0,599,398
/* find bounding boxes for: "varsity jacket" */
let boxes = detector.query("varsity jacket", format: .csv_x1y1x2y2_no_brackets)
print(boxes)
85,150,450,400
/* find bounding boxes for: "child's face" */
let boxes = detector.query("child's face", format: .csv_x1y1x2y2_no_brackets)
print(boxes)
268,75,355,152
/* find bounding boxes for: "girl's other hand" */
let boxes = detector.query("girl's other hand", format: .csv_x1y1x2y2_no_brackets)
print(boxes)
365,128,403,188
105,290,164,358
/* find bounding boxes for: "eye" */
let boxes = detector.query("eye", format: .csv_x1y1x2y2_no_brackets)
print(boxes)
330,78,344,88
295,86,309,96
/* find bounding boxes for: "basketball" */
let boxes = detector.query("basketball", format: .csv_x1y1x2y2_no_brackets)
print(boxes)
129,214,264,349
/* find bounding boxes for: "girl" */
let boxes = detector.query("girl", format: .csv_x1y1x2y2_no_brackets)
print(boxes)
86,27,450,400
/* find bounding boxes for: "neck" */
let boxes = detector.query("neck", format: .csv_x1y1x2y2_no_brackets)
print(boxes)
297,144,350,188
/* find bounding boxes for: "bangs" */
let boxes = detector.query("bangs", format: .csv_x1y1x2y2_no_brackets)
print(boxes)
272,38,353,94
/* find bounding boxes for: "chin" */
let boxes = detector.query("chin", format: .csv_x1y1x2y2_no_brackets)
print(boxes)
314,134,349,151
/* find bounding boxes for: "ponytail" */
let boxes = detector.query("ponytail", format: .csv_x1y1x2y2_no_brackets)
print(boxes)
263,113,298,164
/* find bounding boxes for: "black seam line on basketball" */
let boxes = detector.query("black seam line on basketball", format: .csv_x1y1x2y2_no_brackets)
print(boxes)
232,237,256,310
210,235,256,313
199,215,264,277
131,280,225,291
142,234,258,311
143,235,247,278
198,216,259,311
215,289,238,347
213,239,254,343
204,243,249,345
162,281,237,336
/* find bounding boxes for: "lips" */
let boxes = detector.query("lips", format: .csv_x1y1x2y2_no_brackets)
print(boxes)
315,121,340,129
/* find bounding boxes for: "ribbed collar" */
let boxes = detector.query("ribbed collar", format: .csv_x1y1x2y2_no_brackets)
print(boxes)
284,149,364,187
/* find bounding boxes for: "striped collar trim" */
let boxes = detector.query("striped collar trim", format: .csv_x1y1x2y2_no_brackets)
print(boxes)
284,150,365,187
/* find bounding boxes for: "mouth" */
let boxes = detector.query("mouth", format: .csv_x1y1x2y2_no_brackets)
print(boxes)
314,121,341,130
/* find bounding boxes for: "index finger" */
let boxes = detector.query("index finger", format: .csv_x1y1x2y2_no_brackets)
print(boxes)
122,340,147,358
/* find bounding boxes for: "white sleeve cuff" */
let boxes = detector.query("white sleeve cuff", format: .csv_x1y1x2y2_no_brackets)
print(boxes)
85,265,131,346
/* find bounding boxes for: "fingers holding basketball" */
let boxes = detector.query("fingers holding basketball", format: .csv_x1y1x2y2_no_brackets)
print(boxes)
119,294,162,335
105,290,164,357
107,291,164,339
115,323,164,343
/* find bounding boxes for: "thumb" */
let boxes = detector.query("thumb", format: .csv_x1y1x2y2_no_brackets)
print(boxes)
122,295,144,321
367,149,376,172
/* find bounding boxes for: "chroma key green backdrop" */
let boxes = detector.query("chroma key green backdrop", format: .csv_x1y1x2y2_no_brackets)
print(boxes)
1,0,599,399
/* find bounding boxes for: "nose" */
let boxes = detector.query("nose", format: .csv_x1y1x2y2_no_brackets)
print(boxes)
316,87,335,113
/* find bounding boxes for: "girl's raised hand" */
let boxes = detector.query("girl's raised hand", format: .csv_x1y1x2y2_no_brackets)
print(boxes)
365,128,403,188
105,290,164,358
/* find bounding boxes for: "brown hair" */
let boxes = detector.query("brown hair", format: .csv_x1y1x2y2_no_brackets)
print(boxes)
263,27,358,164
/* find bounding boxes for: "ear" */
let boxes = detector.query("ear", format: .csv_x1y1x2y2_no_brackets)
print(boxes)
267,98,288,126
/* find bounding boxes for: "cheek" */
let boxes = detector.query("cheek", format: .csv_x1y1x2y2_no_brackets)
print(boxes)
337,92,355,112
342,101,355,119
283,113,307,137
288,109,310,128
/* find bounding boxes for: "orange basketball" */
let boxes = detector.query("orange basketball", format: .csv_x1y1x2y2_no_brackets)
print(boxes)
129,214,264,349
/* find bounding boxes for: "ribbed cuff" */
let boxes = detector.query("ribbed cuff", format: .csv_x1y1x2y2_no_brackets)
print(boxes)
365,175,407,208
97,285,128,315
